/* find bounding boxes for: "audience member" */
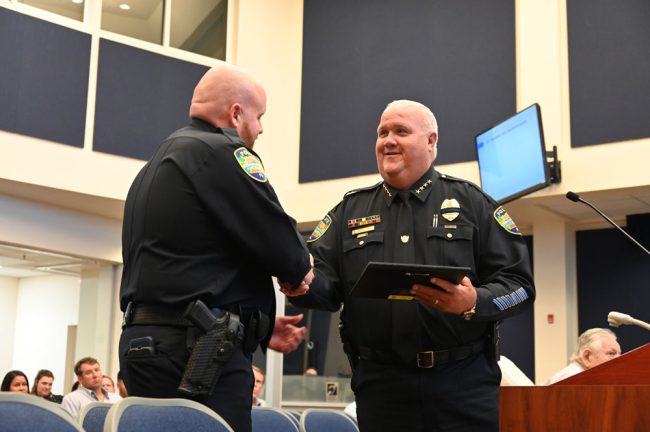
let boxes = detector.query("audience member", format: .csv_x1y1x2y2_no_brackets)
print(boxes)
102,375,116,393
31,369,63,403
1,370,29,393
116,371,128,398
546,328,621,384
252,366,267,407
61,357,121,417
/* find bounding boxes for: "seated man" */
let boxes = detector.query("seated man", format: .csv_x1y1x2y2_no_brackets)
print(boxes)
546,328,621,384
61,357,121,417
252,366,266,407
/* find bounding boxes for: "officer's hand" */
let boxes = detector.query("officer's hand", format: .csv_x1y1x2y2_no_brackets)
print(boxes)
278,255,314,296
268,314,307,354
410,276,477,314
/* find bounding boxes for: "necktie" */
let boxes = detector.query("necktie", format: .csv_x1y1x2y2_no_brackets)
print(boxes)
392,190,419,360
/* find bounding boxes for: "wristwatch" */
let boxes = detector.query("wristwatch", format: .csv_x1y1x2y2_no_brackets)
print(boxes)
461,302,477,320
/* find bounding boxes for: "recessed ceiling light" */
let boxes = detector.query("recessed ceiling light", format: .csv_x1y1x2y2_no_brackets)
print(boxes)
71,0,83,4
119,3,131,10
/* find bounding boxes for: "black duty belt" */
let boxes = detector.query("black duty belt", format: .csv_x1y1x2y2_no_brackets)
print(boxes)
122,302,270,354
358,339,486,369
123,302,193,327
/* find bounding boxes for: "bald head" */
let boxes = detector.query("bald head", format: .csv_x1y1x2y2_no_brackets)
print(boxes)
189,63,267,147
375,99,439,189
384,100,438,135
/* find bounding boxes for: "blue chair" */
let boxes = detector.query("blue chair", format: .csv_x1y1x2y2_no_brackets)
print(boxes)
301,408,359,432
285,410,302,428
0,392,83,432
77,401,112,432
103,396,234,432
252,406,299,432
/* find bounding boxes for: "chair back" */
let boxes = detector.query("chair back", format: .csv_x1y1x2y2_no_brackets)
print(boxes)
252,406,299,432
103,396,233,432
77,401,112,432
301,408,359,432
0,392,83,432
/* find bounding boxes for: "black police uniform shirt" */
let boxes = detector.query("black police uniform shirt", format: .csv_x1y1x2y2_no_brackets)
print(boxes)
291,165,535,364
120,118,311,336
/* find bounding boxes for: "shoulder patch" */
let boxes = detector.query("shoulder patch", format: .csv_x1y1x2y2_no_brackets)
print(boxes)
307,214,332,243
234,147,267,182
494,206,521,235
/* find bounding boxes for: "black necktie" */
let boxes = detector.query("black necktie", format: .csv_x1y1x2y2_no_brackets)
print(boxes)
392,190,418,359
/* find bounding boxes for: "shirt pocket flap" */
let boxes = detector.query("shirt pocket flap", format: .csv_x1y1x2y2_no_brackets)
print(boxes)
427,225,473,241
343,231,384,253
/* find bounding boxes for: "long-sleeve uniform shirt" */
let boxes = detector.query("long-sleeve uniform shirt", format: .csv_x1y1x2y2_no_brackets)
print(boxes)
291,166,535,365
120,118,311,342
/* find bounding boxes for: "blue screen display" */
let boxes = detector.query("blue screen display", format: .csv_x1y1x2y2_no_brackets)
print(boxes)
475,104,549,203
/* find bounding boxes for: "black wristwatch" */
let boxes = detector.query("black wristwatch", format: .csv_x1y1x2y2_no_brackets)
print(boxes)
461,302,477,320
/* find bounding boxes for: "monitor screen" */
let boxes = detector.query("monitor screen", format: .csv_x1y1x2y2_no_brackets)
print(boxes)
475,103,550,204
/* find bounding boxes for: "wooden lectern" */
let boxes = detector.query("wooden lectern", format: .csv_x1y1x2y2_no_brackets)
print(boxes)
500,343,650,431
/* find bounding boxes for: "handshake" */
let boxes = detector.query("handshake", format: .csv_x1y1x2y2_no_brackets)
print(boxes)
278,254,315,297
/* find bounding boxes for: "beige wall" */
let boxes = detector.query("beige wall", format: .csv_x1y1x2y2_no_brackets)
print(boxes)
1,0,649,384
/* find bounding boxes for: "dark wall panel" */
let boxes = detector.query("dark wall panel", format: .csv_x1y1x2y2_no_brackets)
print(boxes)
567,0,650,147
0,7,90,147
93,39,208,160
576,223,650,354
299,0,515,183
499,235,535,381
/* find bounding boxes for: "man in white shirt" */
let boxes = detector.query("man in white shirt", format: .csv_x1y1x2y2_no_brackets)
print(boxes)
546,328,621,385
252,366,267,407
61,357,121,417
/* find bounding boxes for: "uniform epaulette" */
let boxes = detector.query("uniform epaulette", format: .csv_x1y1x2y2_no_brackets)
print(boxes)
438,172,497,204
343,181,383,198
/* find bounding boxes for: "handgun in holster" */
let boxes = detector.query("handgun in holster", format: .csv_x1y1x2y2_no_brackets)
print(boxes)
177,300,244,397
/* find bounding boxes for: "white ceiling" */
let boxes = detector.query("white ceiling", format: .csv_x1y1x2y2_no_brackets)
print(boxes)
0,243,98,278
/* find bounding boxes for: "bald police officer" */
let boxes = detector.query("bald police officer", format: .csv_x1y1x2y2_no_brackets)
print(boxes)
119,63,313,432
286,100,535,431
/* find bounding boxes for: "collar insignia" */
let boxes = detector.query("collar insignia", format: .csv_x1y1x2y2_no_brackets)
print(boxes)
415,179,432,194
440,198,460,222
382,184,392,198
347,214,381,228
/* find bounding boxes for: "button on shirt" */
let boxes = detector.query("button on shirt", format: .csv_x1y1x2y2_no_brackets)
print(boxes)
61,386,121,417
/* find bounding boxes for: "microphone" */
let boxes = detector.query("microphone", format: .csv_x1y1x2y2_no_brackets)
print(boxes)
565,191,650,256
608,311,650,331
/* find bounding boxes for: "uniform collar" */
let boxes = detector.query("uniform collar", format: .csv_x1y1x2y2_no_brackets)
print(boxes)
382,166,438,206
190,118,244,145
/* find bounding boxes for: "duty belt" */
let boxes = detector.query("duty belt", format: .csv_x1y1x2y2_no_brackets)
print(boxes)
358,339,486,368
122,302,270,353
122,302,193,327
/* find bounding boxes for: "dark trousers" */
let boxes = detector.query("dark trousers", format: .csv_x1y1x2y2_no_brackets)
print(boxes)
119,325,254,432
353,350,501,432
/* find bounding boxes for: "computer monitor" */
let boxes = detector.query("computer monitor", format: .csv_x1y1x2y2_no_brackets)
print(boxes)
475,103,551,204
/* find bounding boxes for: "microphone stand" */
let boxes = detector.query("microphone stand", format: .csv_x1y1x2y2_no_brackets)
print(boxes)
566,192,650,256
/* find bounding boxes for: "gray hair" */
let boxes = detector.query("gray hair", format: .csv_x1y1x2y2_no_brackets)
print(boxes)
569,328,617,363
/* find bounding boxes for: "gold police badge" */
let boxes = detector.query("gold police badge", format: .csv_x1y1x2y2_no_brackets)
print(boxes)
440,198,460,222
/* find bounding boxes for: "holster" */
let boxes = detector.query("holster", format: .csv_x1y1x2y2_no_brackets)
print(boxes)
487,321,501,361
339,316,359,372
177,300,244,397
